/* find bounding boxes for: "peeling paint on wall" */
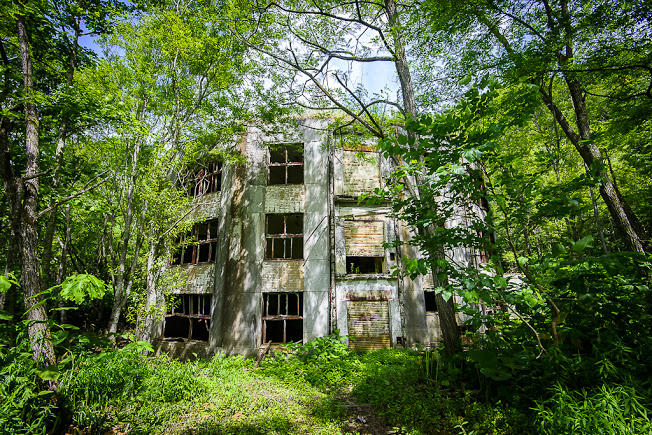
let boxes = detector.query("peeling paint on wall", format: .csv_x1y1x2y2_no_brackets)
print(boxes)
261,261,305,292
265,185,305,213
344,220,384,256
341,151,380,197
170,263,215,294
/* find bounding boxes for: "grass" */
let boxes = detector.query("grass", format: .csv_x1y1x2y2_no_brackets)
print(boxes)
56,341,525,434
60,353,345,434
9,332,649,434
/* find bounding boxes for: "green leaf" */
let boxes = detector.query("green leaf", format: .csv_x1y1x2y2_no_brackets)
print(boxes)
572,236,594,253
60,273,108,304
524,295,538,307
493,276,507,289
35,365,60,381
0,275,11,293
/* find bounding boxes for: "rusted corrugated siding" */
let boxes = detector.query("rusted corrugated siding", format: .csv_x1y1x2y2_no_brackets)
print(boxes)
347,300,390,351
344,220,384,256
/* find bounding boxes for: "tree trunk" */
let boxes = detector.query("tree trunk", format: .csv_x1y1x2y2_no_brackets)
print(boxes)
107,140,141,334
41,24,79,293
385,0,460,351
17,11,56,370
136,235,163,344
57,205,71,324
540,84,648,253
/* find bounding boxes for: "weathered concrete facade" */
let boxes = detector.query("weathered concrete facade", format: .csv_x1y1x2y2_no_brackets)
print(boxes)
156,119,467,357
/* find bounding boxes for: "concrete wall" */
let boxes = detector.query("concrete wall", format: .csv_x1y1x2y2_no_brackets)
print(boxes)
163,121,451,357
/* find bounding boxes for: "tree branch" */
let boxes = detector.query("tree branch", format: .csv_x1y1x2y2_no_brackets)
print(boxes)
36,171,109,219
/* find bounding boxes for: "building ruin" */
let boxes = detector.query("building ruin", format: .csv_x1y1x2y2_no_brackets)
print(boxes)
154,118,480,358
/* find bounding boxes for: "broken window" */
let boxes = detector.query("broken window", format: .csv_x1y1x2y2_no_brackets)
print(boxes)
265,214,303,259
170,219,219,265
164,294,211,341
346,256,385,274
262,292,303,343
188,161,222,197
268,145,304,185
424,291,438,313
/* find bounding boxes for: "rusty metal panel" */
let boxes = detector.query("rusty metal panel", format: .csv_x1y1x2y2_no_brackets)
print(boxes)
342,151,380,196
261,261,304,291
347,300,390,351
344,220,384,256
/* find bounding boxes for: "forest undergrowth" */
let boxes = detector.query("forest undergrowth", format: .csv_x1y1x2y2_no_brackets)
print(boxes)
2,324,652,434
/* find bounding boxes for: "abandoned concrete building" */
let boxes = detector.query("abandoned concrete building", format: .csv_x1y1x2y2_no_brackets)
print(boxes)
156,118,478,357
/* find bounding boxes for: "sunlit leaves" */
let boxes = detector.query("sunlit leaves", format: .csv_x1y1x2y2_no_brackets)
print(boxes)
60,273,108,304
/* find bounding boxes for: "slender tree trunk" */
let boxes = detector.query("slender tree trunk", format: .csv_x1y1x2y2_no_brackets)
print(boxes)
41,23,79,292
17,11,56,370
589,186,608,254
107,140,141,334
385,0,459,353
0,118,20,313
540,85,647,253
57,205,71,324
136,235,163,344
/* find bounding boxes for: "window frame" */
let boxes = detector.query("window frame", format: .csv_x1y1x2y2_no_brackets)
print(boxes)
265,214,303,260
267,144,304,185
164,294,212,341
170,219,219,266
188,161,222,197
261,292,303,344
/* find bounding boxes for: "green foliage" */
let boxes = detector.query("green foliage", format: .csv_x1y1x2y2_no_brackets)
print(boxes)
534,384,652,435
138,358,205,403
60,348,148,406
0,345,57,435
59,273,108,304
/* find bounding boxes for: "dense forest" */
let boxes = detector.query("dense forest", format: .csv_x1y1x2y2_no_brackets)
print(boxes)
1,0,651,433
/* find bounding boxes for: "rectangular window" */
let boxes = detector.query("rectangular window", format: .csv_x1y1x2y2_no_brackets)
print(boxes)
265,214,303,259
262,292,303,343
424,291,438,313
346,256,385,274
268,145,304,185
171,220,219,265
164,294,211,341
188,161,222,197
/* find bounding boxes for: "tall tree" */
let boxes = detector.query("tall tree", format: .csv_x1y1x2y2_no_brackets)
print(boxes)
416,0,652,253
0,0,127,369
78,2,250,335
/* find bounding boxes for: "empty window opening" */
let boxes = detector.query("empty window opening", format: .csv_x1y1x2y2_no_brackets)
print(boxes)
424,291,438,313
164,294,211,341
266,214,303,259
268,145,304,185
346,256,384,274
188,161,222,197
262,292,303,344
171,220,219,265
